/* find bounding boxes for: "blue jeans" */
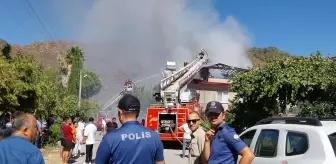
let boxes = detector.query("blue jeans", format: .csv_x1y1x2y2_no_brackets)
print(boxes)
182,138,191,157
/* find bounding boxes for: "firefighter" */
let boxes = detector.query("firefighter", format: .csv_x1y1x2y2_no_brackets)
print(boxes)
95,94,165,164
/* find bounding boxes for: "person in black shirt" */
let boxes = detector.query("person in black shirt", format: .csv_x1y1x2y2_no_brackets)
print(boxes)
111,117,118,129
105,122,115,134
46,115,55,130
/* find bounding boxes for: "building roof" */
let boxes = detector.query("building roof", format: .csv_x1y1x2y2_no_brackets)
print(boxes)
206,63,249,79
330,56,336,62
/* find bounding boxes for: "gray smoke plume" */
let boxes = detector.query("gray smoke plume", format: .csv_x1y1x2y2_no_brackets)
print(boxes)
53,0,252,110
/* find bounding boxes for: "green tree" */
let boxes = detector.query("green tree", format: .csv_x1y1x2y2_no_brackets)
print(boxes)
295,101,336,118
81,69,102,99
229,51,336,131
0,55,47,113
0,39,11,61
67,47,84,96
248,47,290,62
248,47,292,66
37,80,79,119
0,41,100,123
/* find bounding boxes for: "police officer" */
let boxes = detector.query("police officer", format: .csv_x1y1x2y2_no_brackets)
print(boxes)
95,94,165,164
202,101,255,164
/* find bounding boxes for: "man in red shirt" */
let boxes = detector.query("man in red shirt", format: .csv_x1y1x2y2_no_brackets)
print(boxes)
62,118,73,164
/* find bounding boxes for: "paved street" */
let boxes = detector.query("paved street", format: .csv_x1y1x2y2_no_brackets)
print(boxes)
70,133,188,164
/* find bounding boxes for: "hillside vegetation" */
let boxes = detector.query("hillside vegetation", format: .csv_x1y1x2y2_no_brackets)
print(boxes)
0,39,292,68
0,39,101,120
248,47,292,66
229,51,336,132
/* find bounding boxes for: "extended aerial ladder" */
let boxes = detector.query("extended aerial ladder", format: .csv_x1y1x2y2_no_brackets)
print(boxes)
95,81,133,130
146,49,209,142
101,80,133,111
158,49,209,108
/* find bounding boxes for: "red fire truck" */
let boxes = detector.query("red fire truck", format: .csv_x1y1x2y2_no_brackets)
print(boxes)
145,49,208,143
96,111,112,131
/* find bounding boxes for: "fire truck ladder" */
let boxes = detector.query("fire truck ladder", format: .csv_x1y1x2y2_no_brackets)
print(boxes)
160,49,209,108
101,81,133,111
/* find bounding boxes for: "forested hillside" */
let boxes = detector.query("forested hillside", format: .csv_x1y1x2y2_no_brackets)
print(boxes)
0,39,101,120
248,47,292,66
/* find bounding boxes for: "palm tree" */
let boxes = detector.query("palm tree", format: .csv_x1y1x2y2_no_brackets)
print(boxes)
65,46,84,65
66,46,85,95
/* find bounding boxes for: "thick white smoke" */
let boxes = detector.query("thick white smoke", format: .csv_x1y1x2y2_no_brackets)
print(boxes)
53,0,252,108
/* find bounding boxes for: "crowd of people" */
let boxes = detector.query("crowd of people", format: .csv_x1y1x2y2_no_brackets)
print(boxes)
59,117,91,164
0,94,256,164
0,112,54,148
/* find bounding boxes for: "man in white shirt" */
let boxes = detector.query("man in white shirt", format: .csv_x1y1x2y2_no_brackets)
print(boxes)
80,117,97,164
73,119,85,157
101,118,106,136
179,120,191,158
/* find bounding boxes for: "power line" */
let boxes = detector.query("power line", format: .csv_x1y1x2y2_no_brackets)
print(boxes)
17,0,55,63
32,0,65,55
23,0,53,41
21,0,64,55
34,0,59,39
20,0,45,37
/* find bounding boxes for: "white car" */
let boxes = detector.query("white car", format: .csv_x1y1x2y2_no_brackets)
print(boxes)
238,117,336,164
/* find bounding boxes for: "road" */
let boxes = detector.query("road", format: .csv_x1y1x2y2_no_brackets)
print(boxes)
69,133,188,164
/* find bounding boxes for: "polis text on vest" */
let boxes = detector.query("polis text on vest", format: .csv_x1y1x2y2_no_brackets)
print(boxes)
121,132,151,141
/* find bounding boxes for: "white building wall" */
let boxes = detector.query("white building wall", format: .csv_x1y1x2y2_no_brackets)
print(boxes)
188,78,236,113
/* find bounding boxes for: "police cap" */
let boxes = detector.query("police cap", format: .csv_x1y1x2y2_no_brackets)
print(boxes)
118,94,141,112
205,101,224,114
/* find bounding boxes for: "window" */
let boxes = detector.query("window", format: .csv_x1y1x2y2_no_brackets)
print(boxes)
328,133,336,156
286,132,309,156
254,129,279,157
240,130,257,147
329,132,336,137
217,91,229,103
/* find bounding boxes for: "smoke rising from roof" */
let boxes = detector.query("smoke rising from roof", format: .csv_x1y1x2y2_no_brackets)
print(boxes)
54,0,252,107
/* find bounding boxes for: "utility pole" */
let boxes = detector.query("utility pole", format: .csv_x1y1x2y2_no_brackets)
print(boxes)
78,70,88,110
78,69,82,110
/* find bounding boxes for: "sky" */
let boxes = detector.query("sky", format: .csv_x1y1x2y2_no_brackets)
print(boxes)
0,0,335,56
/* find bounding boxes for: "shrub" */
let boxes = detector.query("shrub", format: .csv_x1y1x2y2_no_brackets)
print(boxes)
48,123,61,145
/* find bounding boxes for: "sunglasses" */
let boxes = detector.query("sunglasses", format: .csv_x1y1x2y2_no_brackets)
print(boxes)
187,119,200,124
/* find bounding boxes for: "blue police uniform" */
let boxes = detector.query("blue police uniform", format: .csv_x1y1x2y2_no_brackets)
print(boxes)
208,123,246,164
205,101,248,164
96,121,164,164
95,94,164,164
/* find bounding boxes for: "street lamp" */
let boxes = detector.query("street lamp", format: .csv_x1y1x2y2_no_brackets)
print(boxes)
78,69,88,110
